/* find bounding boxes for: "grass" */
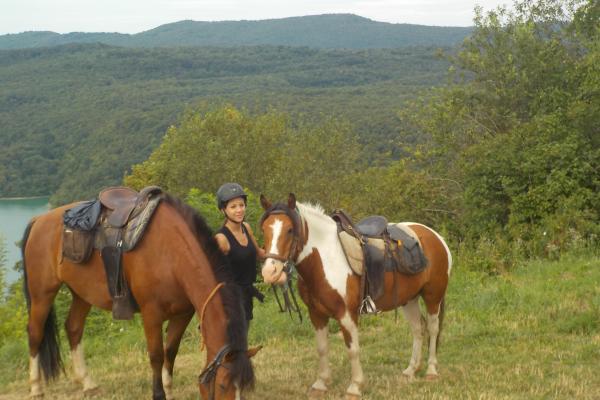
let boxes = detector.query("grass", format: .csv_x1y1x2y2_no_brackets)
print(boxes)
0,254,599,399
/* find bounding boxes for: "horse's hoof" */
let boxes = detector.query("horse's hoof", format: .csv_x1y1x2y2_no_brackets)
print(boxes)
401,372,415,382
345,393,361,400
83,386,101,397
307,387,327,399
425,374,439,381
30,395,44,400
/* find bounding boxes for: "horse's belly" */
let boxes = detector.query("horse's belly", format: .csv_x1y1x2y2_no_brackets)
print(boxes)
58,251,113,310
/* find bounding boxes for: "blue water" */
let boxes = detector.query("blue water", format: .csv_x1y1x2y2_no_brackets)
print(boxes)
0,197,50,285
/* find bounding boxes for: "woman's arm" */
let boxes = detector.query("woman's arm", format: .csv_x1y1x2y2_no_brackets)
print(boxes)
214,233,230,255
244,222,266,261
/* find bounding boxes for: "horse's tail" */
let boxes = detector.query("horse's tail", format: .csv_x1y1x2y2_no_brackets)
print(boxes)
21,219,63,381
436,296,446,349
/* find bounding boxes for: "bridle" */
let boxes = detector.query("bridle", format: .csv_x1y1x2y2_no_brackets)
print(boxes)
198,344,233,400
260,206,304,322
196,282,239,400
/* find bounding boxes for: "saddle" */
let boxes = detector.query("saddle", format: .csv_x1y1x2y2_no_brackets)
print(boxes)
331,209,429,313
62,186,163,320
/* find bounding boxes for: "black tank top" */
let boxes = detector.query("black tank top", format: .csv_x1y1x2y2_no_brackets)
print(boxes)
217,224,257,286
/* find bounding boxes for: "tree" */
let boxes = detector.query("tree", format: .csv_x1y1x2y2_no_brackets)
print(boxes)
401,0,599,250
125,105,366,209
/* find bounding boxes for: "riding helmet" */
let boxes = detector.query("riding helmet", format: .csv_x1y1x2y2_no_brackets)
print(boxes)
216,183,247,209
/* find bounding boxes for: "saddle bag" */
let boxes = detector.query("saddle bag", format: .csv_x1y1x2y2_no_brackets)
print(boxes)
62,227,94,263
62,200,101,264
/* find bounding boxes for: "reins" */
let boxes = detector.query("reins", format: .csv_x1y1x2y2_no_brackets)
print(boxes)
199,281,225,352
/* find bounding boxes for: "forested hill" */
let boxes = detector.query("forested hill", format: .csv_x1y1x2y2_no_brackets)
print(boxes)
0,14,471,50
0,43,450,203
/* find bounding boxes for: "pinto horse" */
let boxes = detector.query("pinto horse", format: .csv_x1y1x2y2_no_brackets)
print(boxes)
22,193,257,400
259,194,452,399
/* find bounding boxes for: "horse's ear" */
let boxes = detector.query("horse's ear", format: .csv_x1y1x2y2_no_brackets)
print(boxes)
224,345,263,362
260,194,271,210
247,345,263,358
287,193,296,209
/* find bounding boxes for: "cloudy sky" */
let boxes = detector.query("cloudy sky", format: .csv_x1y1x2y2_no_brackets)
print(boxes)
1,0,511,35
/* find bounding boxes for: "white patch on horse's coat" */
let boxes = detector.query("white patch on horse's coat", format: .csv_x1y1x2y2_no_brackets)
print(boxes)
339,312,364,395
71,344,98,391
402,299,423,378
312,327,331,391
268,219,284,256
235,383,241,400
29,354,42,397
162,366,173,399
399,222,453,276
426,310,440,376
296,203,352,298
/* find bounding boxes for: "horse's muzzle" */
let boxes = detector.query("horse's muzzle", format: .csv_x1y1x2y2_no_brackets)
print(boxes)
261,259,288,285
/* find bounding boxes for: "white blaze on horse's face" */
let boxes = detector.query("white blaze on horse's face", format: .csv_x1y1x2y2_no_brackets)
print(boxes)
261,215,291,285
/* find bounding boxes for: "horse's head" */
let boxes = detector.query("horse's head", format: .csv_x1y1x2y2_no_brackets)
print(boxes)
259,193,301,285
198,345,262,400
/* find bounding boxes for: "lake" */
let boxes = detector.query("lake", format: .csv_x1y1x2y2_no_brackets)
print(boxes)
0,197,50,285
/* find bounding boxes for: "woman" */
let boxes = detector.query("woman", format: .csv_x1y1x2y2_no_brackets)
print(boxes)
214,183,265,324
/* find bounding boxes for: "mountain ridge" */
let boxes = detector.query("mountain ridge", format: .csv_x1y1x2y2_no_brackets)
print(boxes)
0,14,471,50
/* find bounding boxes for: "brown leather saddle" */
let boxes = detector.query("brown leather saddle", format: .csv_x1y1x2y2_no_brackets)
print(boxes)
63,186,163,319
331,209,428,312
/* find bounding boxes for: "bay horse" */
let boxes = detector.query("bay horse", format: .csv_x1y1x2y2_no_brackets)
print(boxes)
259,194,452,399
21,193,258,400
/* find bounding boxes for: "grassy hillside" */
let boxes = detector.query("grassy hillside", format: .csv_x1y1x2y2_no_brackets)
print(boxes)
0,43,450,203
0,253,598,399
0,14,471,50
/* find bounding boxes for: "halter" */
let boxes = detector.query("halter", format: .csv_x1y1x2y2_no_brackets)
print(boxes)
198,344,233,400
260,206,304,322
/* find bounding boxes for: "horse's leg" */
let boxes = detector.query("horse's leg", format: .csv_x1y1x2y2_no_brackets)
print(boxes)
64,291,99,395
27,290,60,399
307,306,331,399
142,309,167,400
339,311,364,400
162,312,193,400
401,298,424,380
424,297,445,380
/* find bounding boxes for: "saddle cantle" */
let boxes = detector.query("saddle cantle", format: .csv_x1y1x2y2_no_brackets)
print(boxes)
62,186,163,320
331,209,429,312
355,216,388,237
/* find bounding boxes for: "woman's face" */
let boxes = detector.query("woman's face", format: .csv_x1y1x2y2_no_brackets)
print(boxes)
223,197,246,223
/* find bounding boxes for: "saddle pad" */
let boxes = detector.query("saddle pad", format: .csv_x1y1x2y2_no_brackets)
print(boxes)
122,195,162,251
338,231,364,275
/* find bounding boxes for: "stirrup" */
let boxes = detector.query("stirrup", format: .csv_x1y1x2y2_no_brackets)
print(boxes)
359,296,379,315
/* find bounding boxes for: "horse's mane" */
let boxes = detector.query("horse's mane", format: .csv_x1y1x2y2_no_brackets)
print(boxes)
161,194,254,390
297,202,328,219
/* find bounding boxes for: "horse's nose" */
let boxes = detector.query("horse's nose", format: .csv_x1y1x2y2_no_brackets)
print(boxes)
261,259,284,284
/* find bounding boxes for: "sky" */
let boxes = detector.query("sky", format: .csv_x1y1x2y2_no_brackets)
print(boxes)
1,0,511,35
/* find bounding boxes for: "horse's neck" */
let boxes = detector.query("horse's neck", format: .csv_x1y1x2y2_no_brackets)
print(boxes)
296,206,338,263
296,205,353,299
